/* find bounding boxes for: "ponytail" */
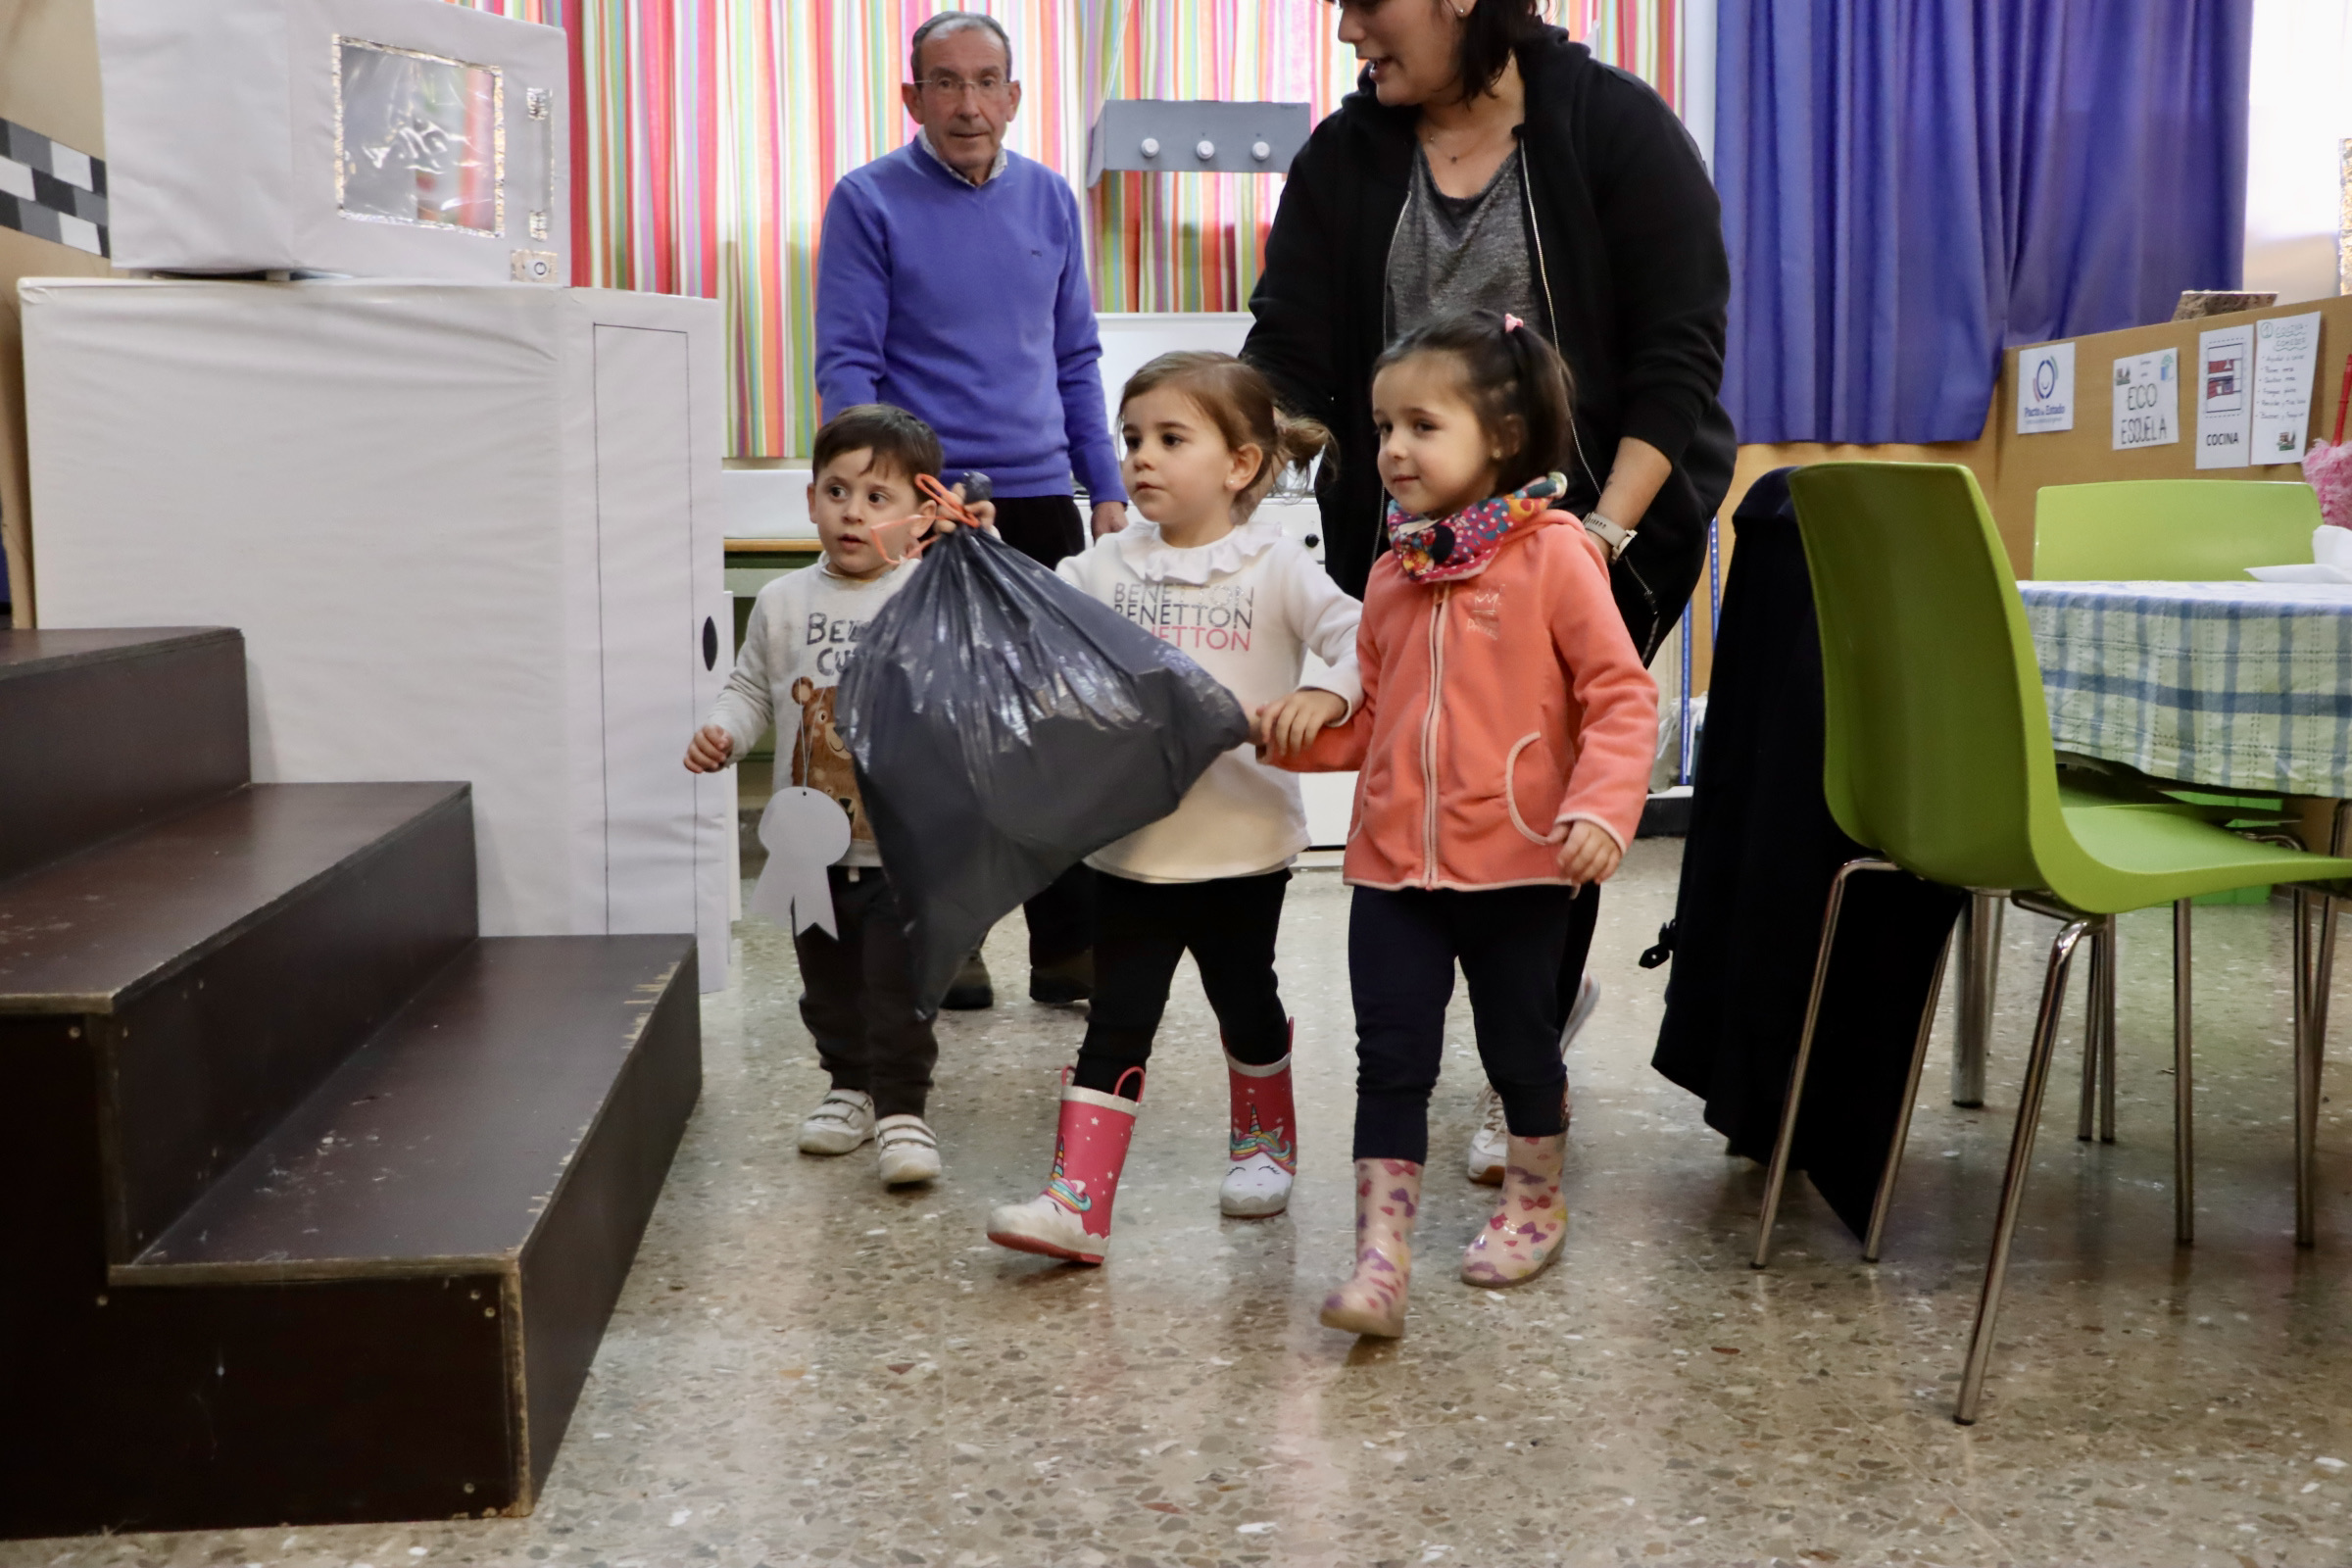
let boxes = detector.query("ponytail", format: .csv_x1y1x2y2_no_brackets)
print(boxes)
1375,310,1576,496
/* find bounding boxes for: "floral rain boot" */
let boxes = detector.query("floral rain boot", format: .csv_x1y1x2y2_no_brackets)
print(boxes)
985,1069,1144,1265
1220,1026,1298,1218
1319,1159,1422,1338
1460,1132,1568,1287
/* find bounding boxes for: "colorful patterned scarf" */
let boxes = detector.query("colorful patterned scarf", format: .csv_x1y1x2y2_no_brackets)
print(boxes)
1385,472,1567,584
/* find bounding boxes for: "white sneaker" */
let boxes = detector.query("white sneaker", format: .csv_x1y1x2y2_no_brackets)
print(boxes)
876,1114,942,1185
1220,1152,1294,1218
1468,976,1597,1184
798,1088,876,1155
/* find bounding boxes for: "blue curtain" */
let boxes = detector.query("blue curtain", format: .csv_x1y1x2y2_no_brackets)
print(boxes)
1718,0,2252,446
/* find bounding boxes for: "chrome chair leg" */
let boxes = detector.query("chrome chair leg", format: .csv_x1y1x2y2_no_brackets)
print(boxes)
1955,914,2093,1426
1754,857,1899,1270
2099,914,2119,1143
1863,924,1955,1262
2077,917,2113,1142
1954,891,2001,1107
2174,898,2195,1245
2294,886,2337,1249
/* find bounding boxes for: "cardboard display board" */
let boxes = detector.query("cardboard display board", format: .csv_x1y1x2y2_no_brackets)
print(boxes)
1987,295,2352,573
1,0,115,627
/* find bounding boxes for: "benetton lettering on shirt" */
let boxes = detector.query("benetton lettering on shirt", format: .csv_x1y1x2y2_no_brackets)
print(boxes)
1109,582,1255,653
803,611,874,677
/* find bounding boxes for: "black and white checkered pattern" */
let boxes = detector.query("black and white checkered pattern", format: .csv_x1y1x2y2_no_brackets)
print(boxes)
0,118,108,258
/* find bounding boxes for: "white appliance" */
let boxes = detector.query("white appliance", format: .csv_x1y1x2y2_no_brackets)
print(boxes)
97,0,568,282
24,278,732,989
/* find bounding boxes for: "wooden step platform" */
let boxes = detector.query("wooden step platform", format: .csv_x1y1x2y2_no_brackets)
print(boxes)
0,781,479,1260
0,937,699,1537
0,630,704,1539
0,627,248,882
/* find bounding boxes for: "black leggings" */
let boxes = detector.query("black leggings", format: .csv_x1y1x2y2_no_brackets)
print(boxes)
1071,869,1292,1099
1349,883,1585,1163
794,867,938,1120
1557,880,1601,1019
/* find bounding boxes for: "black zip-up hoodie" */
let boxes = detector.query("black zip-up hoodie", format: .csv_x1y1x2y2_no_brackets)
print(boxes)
1243,25,1736,659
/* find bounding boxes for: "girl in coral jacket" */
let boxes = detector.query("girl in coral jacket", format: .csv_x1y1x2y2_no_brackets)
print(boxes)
985,352,1364,1265
1265,312,1657,1337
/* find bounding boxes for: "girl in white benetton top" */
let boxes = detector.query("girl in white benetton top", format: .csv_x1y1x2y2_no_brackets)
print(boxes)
986,352,1362,1265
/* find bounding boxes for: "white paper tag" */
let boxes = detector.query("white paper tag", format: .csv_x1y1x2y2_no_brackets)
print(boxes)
748,786,854,937
2194,325,2254,469
2112,348,2180,451
2253,312,2324,463
2017,342,2075,434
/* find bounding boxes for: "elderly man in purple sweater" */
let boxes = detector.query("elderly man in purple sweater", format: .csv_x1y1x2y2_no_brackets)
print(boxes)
814,10,1123,1010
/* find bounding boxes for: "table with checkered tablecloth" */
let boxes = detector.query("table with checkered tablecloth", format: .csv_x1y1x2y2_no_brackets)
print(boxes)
2018,580,2352,798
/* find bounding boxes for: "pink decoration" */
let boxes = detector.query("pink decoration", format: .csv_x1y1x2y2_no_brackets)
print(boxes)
2307,354,2352,531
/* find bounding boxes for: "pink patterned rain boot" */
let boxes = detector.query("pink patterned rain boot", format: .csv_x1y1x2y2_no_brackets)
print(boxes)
1460,1132,1568,1287
1220,1023,1298,1218
1320,1159,1422,1338
986,1070,1144,1265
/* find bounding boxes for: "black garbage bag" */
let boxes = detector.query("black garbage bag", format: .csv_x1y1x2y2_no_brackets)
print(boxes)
838,525,1250,1014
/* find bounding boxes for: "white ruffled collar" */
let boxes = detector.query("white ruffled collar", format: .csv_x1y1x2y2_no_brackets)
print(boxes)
1114,513,1285,585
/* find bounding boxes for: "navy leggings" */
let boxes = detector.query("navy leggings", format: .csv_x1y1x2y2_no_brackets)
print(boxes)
1349,883,1584,1163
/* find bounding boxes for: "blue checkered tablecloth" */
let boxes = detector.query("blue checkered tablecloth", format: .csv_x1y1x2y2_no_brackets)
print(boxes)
2019,580,2352,798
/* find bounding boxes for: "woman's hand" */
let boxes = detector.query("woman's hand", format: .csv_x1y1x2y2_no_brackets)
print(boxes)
1252,688,1349,759
684,724,734,774
1550,819,1623,889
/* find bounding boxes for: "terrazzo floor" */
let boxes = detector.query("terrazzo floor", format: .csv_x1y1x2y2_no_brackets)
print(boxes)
17,841,2352,1567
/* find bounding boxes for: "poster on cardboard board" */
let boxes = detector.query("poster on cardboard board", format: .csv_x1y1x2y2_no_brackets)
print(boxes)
2018,341,2076,434
2194,324,2255,468
2112,348,2180,451
2252,312,2324,462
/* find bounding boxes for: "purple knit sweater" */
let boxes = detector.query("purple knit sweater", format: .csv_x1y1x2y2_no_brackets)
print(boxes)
814,139,1126,503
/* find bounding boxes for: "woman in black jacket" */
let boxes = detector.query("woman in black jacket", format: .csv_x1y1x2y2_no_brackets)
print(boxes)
1243,0,1735,1183
1243,0,1734,661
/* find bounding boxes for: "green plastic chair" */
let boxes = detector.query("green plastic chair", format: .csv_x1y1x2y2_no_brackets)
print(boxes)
1761,462,2352,1426
1971,483,2324,1143
2033,478,2321,581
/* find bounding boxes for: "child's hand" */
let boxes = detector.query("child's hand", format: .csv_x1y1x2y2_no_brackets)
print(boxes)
923,484,997,537
1550,819,1623,889
684,724,734,773
1252,688,1348,759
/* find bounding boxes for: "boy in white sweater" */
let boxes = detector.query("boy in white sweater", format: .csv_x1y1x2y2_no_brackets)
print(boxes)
987,353,1362,1264
685,405,965,1187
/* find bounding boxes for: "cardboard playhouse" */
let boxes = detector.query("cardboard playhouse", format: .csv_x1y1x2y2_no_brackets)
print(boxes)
25,277,734,985
18,0,731,988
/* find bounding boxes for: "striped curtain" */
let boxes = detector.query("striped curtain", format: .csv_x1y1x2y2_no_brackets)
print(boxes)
449,0,1681,458
1087,1,1361,313
1569,0,1682,112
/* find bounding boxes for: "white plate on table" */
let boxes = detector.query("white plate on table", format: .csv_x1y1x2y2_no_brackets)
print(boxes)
2246,564,2352,584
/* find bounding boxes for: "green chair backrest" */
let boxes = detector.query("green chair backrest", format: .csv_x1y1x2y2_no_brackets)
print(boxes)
2033,479,2318,581
1788,463,2082,894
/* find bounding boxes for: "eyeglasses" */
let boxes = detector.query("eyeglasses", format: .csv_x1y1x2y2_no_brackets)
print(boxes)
916,73,1014,103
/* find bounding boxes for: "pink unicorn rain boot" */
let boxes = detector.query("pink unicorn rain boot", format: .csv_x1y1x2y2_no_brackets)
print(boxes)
986,1070,1144,1265
1460,1132,1567,1287
1320,1159,1422,1337
1220,1025,1298,1218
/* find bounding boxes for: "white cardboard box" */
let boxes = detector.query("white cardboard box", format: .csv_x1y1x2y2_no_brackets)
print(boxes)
98,0,568,282
24,278,732,989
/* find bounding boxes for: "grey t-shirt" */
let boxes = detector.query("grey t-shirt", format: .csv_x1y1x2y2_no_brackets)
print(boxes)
1385,143,1552,343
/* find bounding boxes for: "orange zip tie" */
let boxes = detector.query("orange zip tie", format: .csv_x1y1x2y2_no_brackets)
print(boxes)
869,472,984,565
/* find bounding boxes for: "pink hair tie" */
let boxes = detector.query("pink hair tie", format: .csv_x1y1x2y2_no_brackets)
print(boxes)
1501,313,1525,333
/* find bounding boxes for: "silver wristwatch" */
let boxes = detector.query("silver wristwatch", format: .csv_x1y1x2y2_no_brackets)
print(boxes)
1583,510,1634,560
